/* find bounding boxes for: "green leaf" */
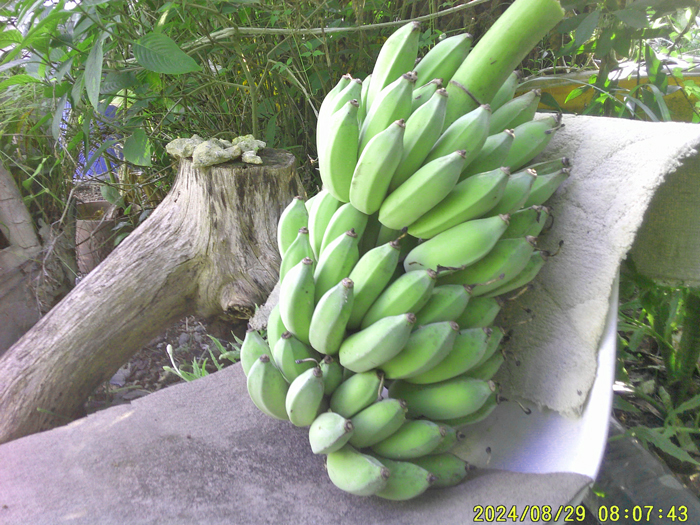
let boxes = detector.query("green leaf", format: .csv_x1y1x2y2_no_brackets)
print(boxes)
100,71,137,94
564,85,588,104
539,92,563,112
85,34,105,110
613,8,649,29
0,74,41,90
52,93,67,140
668,394,700,419
573,9,600,49
100,184,125,207
629,426,700,466
0,29,22,48
133,33,200,75
124,129,152,166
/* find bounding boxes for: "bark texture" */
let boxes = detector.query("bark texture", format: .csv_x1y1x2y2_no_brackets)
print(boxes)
0,149,302,444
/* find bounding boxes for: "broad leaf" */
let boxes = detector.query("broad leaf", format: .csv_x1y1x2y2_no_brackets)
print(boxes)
573,9,600,49
101,184,125,207
124,129,152,166
613,8,649,29
133,33,200,75
0,74,41,90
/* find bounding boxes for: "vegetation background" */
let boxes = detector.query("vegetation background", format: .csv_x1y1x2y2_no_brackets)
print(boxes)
1,0,700,494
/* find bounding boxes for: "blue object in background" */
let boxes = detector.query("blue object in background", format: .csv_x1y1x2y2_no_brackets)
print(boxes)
62,102,123,181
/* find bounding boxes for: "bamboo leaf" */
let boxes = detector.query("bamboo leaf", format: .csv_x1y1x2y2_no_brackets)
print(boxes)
133,33,200,74
85,34,105,110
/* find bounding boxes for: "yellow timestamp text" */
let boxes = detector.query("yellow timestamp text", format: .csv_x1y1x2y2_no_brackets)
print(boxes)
597,505,688,522
472,504,587,522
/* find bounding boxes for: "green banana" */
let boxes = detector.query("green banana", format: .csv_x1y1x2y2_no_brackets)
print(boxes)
473,326,505,367
349,119,405,215
407,166,509,239
454,296,503,328
277,196,308,257
405,327,491,384
440,391,499,427
360,270,437,329
522,167,570,207
411,78,442,112
246,354,289,421
466,351,505,381
358,211,382,256
389,87,448,192
314,229,359,303
388,375,494,420
437,236,537,297
371,456,436,501
304,191,320,213
358,73,371,126
309,277,354,356
319,355,344,396
329,369,384,418
284,365,326,426
240,329,272,377
272,331,319,383
365,20,421,113
526,155,570,176
316,74,352,150
430,425,464,455
379,150,467,231
347,240,401,330
460,128,514,180
423,104,490,167
486,168,537,216
501,205,550,239
279,227,314,282
484,249,548,297
326,445,390,497
266,302,286,349
278,257,315,344
370,419,446,460
349,398,408,449
413,33,473,88
307,189,342,260
309,411,355,454
318,77,363,154
318,99,360,203
339,313,416,373
408,453,471,488
403,214,510,274
414,284,471,326
489,89,541,135
359,71,416,154
319,203,369,258
502,114,562,172
381,321,459,380
488,70,520,113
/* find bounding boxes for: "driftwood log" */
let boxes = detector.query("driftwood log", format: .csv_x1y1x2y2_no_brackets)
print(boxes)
0,149,303,444
0,164,76,355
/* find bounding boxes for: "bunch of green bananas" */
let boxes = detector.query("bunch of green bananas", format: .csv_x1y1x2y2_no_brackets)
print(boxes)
242,0,570,501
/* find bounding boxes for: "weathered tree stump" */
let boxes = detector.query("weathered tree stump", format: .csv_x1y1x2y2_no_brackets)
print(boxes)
0,149,303,444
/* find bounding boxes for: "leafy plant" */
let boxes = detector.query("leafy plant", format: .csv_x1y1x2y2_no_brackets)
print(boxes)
616,259,700,468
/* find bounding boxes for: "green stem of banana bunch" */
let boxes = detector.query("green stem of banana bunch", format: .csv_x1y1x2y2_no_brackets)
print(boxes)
444,0,565,127
673,288,700,405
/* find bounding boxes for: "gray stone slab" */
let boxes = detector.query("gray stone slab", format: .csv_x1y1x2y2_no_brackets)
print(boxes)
0,364,591,524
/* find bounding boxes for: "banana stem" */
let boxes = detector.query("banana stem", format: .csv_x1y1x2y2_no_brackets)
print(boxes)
444,0,565,127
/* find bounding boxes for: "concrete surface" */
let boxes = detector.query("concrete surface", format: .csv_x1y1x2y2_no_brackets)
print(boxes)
0,364,591,524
